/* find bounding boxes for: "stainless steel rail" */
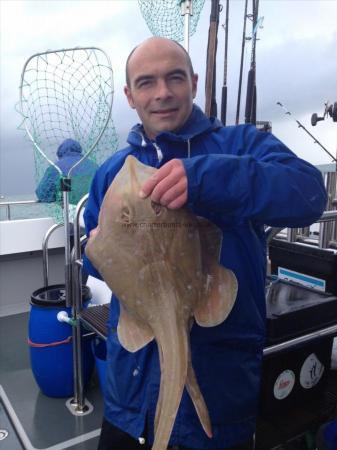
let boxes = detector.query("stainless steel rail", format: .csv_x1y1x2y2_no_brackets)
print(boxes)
0,199,38,220
320,172,337,248
266,210,337,245
263,323,337,356
71,194,90,414
42,222,64,287
40,193,90,414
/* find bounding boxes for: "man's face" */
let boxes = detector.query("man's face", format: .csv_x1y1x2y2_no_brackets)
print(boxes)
124,39,198,140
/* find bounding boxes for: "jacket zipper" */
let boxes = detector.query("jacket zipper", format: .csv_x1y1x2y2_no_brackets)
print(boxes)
152,142,163,163
152,139,191,163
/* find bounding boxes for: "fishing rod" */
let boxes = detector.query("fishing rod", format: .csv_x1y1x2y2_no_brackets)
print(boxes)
205,0,220,117
220,0,229,125
235,0,249,124
244,0,261,125
277,101,337,163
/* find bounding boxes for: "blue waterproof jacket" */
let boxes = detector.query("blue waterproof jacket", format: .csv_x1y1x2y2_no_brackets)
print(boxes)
35,139,98,204
83,105,327,449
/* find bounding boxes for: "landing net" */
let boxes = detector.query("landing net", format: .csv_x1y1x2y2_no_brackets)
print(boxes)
138,0,205,43
19,47,117,223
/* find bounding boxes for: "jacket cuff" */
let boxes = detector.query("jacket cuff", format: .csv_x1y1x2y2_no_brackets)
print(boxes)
182,158,199,206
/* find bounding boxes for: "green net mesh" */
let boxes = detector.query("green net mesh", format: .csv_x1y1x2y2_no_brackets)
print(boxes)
138,0,205,42
19,47,118,223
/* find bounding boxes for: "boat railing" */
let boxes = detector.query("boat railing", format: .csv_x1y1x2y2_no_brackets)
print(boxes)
39,194,89,414
42,222,65,287
0,199,39,221
266,170,337,247
266,210,337,246
71,193,89,412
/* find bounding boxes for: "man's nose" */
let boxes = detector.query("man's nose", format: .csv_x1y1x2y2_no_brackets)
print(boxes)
154,79,172,100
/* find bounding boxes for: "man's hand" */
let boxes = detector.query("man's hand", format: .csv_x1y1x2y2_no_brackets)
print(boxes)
139,159,188,209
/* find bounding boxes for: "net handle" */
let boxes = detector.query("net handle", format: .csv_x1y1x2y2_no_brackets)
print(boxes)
181,0,193,52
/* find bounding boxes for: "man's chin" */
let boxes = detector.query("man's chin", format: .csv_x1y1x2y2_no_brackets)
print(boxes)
155,117,182,133
146,114,188,138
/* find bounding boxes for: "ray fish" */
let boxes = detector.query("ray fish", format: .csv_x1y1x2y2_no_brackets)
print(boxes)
86,155,238,450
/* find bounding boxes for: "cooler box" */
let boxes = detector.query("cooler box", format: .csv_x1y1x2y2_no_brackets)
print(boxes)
269,239,337,295
260,279,337,416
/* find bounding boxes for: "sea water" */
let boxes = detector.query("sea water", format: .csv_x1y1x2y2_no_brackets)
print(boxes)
0,194,46,221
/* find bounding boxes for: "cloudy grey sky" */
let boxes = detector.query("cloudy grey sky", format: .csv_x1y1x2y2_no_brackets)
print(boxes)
1,0,337,196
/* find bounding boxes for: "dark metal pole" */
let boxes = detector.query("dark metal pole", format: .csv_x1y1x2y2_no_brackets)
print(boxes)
245,0,259,125
205,0,220,117
235,0,249,124
221,0,229,125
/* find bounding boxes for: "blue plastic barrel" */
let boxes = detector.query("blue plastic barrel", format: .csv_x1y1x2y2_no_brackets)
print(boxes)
29,284,94,398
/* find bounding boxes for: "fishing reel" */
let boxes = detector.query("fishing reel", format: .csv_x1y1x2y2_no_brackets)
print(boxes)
311,101,337,126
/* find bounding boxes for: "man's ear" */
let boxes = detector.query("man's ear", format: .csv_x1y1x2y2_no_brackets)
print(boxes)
192,73,198,99
124,85,135,109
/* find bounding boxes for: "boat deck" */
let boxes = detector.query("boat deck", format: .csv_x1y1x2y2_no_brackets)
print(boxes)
0,312,104,450
1,308,336,450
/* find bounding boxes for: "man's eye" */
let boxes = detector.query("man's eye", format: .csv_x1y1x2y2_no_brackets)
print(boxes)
170,75,184,82
137,80,151,88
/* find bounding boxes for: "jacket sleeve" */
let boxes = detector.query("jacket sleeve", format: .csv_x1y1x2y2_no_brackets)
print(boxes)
82,155,125,279
183,125,327,227
82,169,107,279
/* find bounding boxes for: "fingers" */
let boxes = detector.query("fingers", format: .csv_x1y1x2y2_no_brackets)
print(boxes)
139,159,188,209
167,191,188,209
150,169,186,204
158,177,187,208
139,163,172,198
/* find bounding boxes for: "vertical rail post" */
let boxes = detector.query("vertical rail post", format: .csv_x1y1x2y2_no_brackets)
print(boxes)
70,194,89,413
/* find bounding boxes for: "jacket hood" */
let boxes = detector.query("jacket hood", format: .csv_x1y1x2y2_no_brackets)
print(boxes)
127,104,222,147
57,139,83,158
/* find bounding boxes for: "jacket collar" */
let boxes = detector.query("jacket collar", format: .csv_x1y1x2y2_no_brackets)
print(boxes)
127,104,222,148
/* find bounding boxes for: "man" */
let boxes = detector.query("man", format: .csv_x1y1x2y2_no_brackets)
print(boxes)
36,138,98,204
83,37,327,450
